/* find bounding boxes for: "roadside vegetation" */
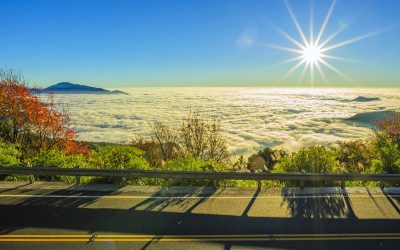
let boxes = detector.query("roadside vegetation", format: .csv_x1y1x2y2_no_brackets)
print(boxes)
0,70,399,187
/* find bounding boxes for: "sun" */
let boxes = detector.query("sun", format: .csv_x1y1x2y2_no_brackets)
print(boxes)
302,45,321,64
267,0,378,86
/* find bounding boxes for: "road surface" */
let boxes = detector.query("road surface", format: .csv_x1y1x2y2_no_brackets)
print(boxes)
0,181,399,249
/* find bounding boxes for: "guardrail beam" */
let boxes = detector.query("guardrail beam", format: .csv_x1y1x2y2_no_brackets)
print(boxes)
0,167,399,185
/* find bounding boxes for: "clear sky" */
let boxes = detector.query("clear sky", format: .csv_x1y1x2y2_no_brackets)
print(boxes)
1,0,400,87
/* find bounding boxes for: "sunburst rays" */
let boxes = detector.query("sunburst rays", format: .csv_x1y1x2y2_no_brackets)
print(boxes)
270,0,378,86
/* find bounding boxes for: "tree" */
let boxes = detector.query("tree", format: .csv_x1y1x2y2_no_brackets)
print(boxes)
180,112,229,164
131,123,181,167
375,112,400,147
371,132,400,174
133,111,230,166
335,140,374,173
131,136,162,167
150,122,180,161
180,112,208,159
0,70,88,156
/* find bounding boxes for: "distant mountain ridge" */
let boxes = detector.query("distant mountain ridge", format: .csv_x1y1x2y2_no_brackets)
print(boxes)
31,82,128,95
351,96,380,102
345,110,397,125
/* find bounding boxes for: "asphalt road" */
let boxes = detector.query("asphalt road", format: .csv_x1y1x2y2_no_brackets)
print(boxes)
0,181,399,249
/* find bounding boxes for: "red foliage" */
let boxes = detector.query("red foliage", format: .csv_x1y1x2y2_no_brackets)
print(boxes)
0,78,88,155
376,112,400,145
63,130,89,155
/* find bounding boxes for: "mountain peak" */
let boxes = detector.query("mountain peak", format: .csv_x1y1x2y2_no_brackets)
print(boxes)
32,82,128,95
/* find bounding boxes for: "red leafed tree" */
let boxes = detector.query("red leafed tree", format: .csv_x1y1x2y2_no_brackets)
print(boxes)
376,112,400,147
0,71,88,155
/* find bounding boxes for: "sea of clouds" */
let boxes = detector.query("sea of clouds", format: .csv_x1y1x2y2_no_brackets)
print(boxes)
51,88,400,157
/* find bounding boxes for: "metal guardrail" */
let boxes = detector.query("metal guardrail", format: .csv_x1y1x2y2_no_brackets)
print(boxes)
1,166,400,188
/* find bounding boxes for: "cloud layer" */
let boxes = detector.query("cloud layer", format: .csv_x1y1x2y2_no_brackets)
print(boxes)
52,88,400,157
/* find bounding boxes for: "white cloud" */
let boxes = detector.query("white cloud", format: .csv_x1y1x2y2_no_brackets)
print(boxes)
50,87,400,157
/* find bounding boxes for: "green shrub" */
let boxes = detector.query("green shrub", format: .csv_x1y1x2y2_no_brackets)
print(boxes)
274,146,338,187
275,146,338,173
371,132,400,174
31,149,90,182
91,145,149,170
0,141,21,167
33,150,67,168
90,145,149,184
335,140,375,174
150,155,227,186
164,155,225,172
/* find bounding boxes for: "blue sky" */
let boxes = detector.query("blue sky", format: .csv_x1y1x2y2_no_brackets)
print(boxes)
1,0,400,87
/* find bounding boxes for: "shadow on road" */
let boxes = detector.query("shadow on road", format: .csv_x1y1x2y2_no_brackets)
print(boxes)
382,188,400,215
0,183,32,194
281,188,356,219
129,186,220,213
0,186,399,249
1,203,399,233
0,185,117,234
242,186,260,217
14,188,116,208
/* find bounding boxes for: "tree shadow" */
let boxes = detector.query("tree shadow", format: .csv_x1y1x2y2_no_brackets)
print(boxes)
382,188,400,215
0,182,32,193
0,184,119,234
1,203,399,235
366,187,389,217
13,188,116,208
130,186,220,213
281,188,356,219
129,186,221,249
1,186,400,249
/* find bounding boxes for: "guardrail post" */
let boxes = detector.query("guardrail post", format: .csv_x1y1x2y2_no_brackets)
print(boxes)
300,170,306,190
380,171,386,190
121,177,127,186
75,175,81,185
29,175,35,184
257,180,261,190
28,163,34,184
74,166,80,185
211,170,217,189
212,179,217,189
341,181,346,189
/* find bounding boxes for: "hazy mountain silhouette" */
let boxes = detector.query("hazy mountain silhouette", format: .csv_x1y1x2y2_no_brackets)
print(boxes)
351,96,380,102
31,82,128,95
